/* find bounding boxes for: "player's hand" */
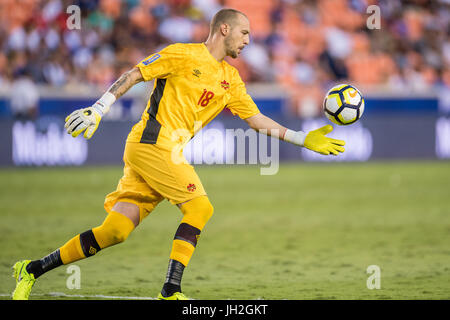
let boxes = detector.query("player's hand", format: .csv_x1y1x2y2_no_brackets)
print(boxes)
64,106,102,139
304,125,345,156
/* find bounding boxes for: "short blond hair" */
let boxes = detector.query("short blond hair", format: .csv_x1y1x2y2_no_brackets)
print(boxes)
210,8,248,34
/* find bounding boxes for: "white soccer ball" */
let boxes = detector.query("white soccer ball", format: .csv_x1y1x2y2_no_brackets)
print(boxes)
323,84,365,125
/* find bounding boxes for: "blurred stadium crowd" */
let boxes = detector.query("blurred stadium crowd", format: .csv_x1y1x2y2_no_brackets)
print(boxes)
0,0,449,118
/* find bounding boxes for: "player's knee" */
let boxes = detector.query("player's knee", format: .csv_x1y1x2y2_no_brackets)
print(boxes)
202,199,214,223
180,196,214,231
195,197,214,223
93,211,135,248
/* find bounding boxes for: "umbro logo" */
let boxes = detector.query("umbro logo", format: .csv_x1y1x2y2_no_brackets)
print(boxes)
192,69,201,77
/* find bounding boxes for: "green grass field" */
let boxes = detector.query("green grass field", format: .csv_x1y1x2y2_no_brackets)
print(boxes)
0,161,449,300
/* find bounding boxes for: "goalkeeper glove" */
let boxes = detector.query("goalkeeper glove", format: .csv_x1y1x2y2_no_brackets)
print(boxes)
64,107,102,139
64,92,116,139
284,125,345,156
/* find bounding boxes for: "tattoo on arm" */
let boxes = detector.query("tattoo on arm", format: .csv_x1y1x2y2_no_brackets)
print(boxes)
107,68,143,99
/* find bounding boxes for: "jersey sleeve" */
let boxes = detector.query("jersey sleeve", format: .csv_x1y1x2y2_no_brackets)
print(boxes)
135,44,186,81
226,69,260,119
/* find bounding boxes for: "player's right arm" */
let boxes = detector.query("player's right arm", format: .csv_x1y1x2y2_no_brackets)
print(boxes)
65,67,144,139
107,67,144,100
65,44,184,139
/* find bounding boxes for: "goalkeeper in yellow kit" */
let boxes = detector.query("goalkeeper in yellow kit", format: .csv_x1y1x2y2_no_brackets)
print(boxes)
12,9,345,300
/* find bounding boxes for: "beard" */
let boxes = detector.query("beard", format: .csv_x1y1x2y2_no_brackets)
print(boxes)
228,50,238,59
224,37,238,58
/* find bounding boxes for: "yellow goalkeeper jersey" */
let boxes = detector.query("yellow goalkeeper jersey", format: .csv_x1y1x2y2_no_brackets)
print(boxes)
126,43,260,151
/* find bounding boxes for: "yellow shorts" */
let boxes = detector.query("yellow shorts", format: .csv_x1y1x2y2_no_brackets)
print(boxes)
104,142,207,221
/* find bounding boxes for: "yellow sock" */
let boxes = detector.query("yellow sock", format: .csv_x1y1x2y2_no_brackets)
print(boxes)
59,211,134,265
168,196,214,267
169,239,195,267
60,234,86,264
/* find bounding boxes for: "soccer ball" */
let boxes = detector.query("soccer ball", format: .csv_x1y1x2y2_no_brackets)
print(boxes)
323,84,364,125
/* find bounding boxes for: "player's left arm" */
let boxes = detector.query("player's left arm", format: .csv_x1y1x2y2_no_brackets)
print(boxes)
244,112,345,156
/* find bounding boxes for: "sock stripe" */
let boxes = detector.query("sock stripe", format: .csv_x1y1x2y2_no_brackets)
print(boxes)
173,235,196,247
79,230,101,257
173,223,201,247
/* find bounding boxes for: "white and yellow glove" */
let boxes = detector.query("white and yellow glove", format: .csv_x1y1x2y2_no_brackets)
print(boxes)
64,107,102,139
284,125,345,155
64,92,116,139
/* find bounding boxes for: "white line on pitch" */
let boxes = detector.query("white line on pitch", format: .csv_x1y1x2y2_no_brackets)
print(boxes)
0,292,157,300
